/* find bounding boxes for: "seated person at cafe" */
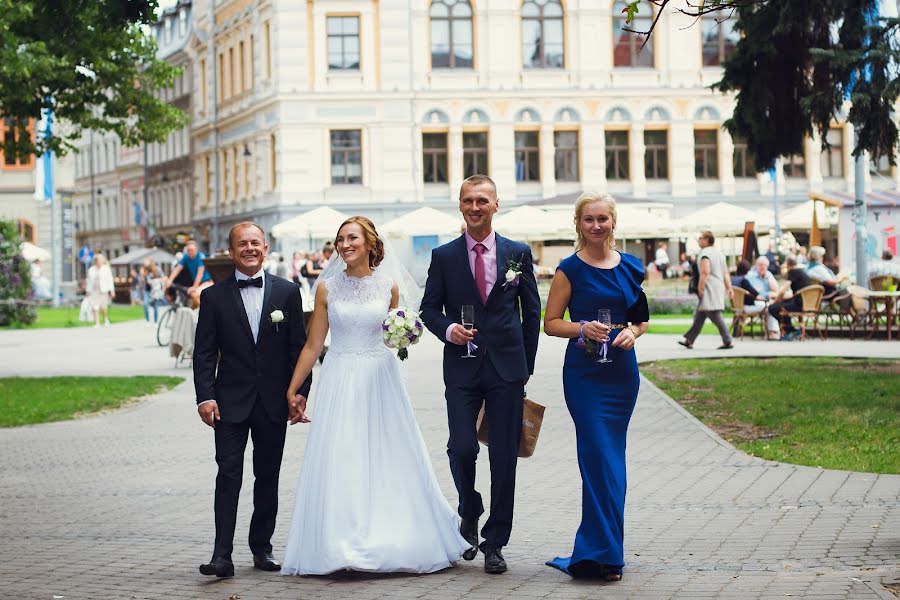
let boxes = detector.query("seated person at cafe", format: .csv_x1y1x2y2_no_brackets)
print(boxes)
768,255,813,341
869,249,900,279
166,241,213,306
806,246,847,297
746,256,781,338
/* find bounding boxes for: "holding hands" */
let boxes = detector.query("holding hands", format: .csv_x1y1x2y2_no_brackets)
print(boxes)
287,392,310,425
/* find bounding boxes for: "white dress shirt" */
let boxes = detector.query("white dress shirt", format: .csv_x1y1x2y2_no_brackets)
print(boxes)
236,269,265,343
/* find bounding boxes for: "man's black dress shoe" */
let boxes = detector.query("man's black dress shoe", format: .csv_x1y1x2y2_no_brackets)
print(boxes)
252,552,281,571
199,556,234,578
483,546,507,574
460,517,479,561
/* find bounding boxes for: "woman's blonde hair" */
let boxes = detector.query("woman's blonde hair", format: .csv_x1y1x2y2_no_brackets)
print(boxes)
573,192,617,251
143,258,159,278
335,216,385,268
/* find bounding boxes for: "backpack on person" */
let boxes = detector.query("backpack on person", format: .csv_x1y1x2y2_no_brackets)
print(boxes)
687,266,700,295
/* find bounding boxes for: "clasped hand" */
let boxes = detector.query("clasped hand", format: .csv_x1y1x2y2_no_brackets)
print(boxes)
287,392,310,425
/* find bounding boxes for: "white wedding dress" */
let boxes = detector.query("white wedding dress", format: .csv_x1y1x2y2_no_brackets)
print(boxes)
281,271,469,575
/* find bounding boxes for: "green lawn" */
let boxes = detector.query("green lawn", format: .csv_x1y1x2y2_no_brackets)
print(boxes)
1,304,146,329
0,376,184,427
643,358,900,474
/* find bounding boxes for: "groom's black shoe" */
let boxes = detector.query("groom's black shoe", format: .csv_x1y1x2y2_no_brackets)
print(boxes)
199,556,234,578
252,552,281,571
460,517,479,561
483,546,507,574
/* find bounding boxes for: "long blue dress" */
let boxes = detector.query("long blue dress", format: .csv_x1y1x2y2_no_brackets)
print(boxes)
547,252,646,578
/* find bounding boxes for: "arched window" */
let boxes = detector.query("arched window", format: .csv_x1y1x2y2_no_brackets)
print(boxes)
613,0,653,68
522,0,564,69
701,13,739,66
430,0,474,69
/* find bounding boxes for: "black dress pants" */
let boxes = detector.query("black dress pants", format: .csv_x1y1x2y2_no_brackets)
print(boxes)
212,399,286,560
445,357,524,549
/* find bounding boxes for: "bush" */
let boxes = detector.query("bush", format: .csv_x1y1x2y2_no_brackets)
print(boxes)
0,220,36,327
647,294,697,315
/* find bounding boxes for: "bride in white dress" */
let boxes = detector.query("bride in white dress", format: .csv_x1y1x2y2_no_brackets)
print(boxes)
281,216,469,575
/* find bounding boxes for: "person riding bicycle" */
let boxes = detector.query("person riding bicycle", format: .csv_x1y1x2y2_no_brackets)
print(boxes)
166,241,213,307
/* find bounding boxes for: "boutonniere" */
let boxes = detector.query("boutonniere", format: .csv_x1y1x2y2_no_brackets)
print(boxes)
268,306,286,332
502,255,525,288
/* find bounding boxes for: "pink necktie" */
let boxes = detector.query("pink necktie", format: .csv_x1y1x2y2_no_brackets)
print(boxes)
473,243,487,305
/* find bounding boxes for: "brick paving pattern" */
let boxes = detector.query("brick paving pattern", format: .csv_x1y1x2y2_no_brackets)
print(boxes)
1,322,898,599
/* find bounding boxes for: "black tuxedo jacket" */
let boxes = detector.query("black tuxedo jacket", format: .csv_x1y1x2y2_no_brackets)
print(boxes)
193,272,313,424
420,233,541,383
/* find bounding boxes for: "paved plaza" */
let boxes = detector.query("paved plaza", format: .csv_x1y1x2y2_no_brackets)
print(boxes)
0,322,898,600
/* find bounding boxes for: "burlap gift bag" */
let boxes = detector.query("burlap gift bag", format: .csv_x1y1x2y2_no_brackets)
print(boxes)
476,397,546,458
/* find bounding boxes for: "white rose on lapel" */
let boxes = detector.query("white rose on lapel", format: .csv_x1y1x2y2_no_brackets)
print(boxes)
502,255,524,288
268,307,286,332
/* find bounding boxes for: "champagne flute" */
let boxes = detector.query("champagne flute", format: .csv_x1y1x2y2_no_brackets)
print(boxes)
461,305,476,358
597,309,613,363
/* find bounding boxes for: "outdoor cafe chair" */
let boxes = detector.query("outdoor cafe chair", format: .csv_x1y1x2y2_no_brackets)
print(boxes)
780,284,825,341
730,287,766,339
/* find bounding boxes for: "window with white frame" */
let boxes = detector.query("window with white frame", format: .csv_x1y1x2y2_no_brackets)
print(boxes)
554,131,579,181
331,130,362,185
327,16,360,70
521,0,564,69
430,0,474,68
613,0,653,67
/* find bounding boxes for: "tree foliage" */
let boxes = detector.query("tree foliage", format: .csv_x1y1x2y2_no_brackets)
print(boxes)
0,0,188,161
625,0,900,171
0,220,36,327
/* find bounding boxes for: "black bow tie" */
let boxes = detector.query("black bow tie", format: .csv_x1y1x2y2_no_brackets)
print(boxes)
238,277,263,289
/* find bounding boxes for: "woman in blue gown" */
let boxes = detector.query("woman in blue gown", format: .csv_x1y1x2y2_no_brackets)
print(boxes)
543,192,650,581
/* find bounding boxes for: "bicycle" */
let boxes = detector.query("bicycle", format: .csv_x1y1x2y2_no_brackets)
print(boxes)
156,284,191,347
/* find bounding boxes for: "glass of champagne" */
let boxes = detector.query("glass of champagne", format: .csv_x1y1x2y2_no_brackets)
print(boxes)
461,305,476,358
597,309,613,363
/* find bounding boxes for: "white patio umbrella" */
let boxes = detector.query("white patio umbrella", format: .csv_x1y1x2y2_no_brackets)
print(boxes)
271,206,349,242
20,241,51,262
678,201,758,235
380,207,463,238
779,200,838,230
494,206,572,241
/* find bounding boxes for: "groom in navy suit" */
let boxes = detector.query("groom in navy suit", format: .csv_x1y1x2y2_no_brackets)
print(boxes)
421,175,541,574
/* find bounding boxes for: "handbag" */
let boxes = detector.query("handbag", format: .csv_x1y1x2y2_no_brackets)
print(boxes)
476,396,546,458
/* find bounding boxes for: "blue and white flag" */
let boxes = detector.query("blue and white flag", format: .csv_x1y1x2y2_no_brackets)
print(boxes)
32,106,54,205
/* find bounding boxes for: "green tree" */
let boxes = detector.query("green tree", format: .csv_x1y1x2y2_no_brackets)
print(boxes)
623,0,900,170
0,220,36,327
0,0,187,161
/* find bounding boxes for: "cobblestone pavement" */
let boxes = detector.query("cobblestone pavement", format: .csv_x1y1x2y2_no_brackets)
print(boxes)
1,322,898,599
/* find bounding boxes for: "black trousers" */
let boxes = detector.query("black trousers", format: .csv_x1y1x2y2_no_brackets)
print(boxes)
212,399,286,560
445,357,524,549
769,297,803,333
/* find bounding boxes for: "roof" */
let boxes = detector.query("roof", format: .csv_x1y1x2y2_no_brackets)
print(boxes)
109,247,178,266
810,189,900,209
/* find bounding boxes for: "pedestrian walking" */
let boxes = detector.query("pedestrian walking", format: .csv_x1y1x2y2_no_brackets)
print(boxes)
678,231,734,349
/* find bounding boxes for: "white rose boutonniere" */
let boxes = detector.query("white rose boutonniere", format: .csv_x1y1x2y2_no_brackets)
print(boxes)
502,255,525,288
269,307,286,332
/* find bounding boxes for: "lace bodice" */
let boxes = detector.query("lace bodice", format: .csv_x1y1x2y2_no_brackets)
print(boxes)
325,272,393,357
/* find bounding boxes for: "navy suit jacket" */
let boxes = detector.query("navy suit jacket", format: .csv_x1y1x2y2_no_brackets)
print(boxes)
420,233,541,383
193,273,313,424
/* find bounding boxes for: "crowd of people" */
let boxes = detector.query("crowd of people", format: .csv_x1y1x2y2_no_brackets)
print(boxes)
673,235,894,344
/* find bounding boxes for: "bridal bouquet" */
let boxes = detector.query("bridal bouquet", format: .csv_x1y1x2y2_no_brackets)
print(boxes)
382,308,424,361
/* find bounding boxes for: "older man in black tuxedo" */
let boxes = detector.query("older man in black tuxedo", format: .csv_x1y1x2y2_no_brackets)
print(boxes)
193,222,312,578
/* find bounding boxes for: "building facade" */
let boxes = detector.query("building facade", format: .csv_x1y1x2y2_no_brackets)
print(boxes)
183,0,899,254
73,0,195,260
